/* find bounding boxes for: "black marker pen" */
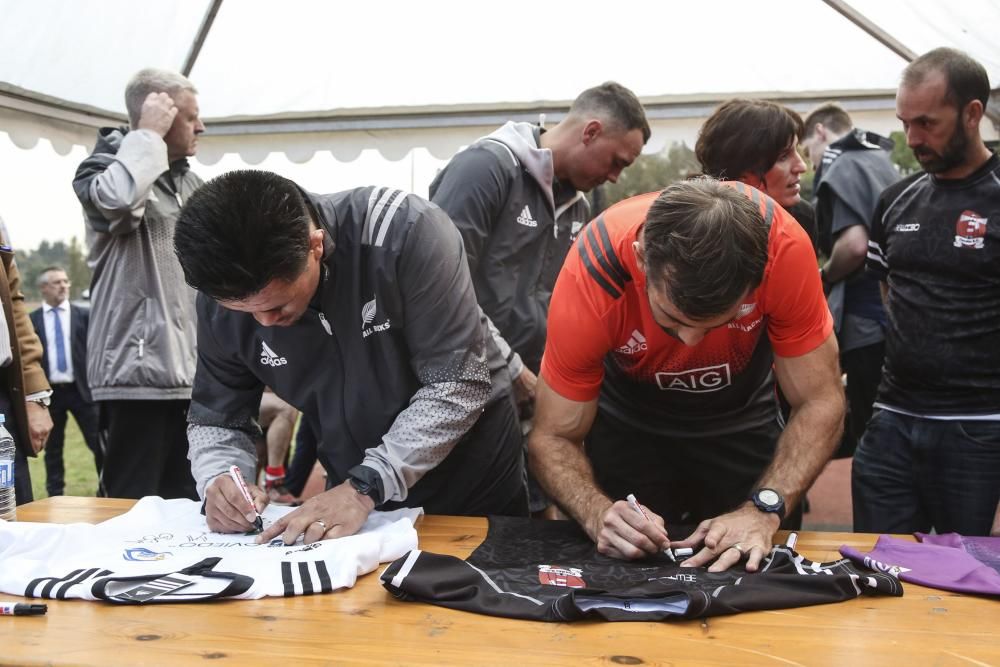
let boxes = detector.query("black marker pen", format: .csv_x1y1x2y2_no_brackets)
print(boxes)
0,602,47,616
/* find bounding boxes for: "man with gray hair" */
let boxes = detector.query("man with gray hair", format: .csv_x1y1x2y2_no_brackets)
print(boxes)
72,68,204,499
430,82,649,513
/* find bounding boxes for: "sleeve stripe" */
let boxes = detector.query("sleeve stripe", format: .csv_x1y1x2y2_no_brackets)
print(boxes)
374,190,408,247
866,240,889,269
369,189,406,247
594,216,631,287
362,186,387,245
576,233,622,299
584,219,627,291
762,193,774,228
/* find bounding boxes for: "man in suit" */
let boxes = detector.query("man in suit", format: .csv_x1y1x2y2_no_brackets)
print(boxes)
30,267,101,496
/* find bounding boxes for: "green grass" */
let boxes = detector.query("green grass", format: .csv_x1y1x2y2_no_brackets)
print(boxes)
27,415,100,499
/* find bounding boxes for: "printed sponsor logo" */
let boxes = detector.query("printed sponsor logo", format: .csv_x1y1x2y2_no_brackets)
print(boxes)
954,209,988,249
615,329,647,355
516,205,538,228
538,564,586,588
655,363,732,393
893,222,920,233
123,547,172,562
259,340,287,367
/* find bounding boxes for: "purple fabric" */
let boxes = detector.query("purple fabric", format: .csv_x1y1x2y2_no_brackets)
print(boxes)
840,534,1000,596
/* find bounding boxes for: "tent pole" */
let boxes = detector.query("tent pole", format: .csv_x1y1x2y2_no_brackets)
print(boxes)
182,0,225,77
821,0,1000,132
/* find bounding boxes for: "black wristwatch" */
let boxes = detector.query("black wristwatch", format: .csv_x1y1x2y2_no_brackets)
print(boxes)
750,488,786,520
347,466,384,506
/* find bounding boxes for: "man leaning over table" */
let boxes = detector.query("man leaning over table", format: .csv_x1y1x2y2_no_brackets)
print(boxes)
173,170,527,545
528,178,844,572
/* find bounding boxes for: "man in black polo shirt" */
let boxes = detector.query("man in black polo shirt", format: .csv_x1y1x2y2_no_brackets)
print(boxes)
858,47,1000,536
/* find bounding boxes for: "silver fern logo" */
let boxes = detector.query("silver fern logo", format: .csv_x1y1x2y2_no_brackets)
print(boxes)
361,297,377,329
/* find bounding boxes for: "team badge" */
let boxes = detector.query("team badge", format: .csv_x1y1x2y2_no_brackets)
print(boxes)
538,564,586,588
954,209,988,249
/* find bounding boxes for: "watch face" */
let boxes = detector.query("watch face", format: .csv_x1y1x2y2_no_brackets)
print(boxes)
758,489,780,506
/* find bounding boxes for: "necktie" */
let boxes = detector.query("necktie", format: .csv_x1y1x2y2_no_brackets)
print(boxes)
52,307,68,373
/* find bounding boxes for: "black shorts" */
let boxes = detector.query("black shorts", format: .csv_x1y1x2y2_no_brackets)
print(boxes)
585,409,801,535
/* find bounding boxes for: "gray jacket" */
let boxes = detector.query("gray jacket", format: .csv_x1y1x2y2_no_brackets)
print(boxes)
187,187,521,510
430,121,590,374
73,127,202,401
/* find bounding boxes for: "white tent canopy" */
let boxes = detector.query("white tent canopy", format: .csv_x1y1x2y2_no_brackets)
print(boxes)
1,0,998,163
1,0,998,249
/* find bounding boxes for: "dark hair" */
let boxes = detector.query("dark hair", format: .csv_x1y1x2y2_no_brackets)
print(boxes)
696,99,804,180
174,170,313,300
569,81,651,143
902,47,990,112
642,178,769,319
802,102,853,137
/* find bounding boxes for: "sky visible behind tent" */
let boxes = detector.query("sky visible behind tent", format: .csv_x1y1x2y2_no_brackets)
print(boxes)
0,0,998,249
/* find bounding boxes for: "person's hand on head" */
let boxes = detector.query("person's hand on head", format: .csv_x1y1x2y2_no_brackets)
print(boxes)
137,92,178,137
671,503,780,573
256,479,374,546
204,473,268,534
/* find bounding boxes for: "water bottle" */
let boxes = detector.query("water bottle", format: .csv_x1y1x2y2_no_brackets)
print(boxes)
0,413,16,521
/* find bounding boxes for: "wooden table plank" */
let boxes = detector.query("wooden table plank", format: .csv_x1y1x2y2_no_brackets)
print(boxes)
4,497,999,666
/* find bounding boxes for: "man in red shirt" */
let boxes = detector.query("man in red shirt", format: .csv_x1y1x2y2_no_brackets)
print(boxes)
529,178,843,572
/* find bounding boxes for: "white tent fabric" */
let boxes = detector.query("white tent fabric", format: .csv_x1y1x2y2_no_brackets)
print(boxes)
0,0,998,249
1,0,997,162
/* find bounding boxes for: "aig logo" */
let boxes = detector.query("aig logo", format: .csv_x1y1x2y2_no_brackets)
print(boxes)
655,363,731,393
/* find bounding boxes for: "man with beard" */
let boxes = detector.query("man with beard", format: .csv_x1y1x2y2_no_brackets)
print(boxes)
857,48,1000,536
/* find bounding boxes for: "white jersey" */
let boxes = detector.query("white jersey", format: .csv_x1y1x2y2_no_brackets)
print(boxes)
0,497,420,603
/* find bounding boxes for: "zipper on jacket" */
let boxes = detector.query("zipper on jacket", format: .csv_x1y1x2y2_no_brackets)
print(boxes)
318,312,332,336
138,337,145,358
174,192,183,207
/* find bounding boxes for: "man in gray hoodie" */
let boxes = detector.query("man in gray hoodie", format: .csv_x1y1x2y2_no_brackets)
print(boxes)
430,83,649,511
73,68,204,499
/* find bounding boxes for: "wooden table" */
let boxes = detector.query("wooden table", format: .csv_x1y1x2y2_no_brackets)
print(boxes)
5,497,999,666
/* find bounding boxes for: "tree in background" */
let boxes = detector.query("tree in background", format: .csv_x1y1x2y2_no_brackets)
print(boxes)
598,142,700,210
888,131,920,176
18,238,92,302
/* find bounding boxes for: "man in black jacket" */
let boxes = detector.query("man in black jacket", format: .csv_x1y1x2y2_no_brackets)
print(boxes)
29,267,101,495
174,170,527,545
800,103,899,458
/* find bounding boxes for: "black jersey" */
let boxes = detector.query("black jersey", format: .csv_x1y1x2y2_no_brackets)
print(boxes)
381,517,901,622
866,155,1000,416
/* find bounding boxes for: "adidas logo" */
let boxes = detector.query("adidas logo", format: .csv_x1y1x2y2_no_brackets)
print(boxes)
259,341,288,367
736,303,757,318
516,205,537,227
615,329,647,355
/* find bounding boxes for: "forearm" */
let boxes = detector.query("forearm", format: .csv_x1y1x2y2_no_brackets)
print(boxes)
528,431,610,538
85,130,169,234
756,393,843,511
187,423,258,500
361,377,490,503
822,242,865,283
